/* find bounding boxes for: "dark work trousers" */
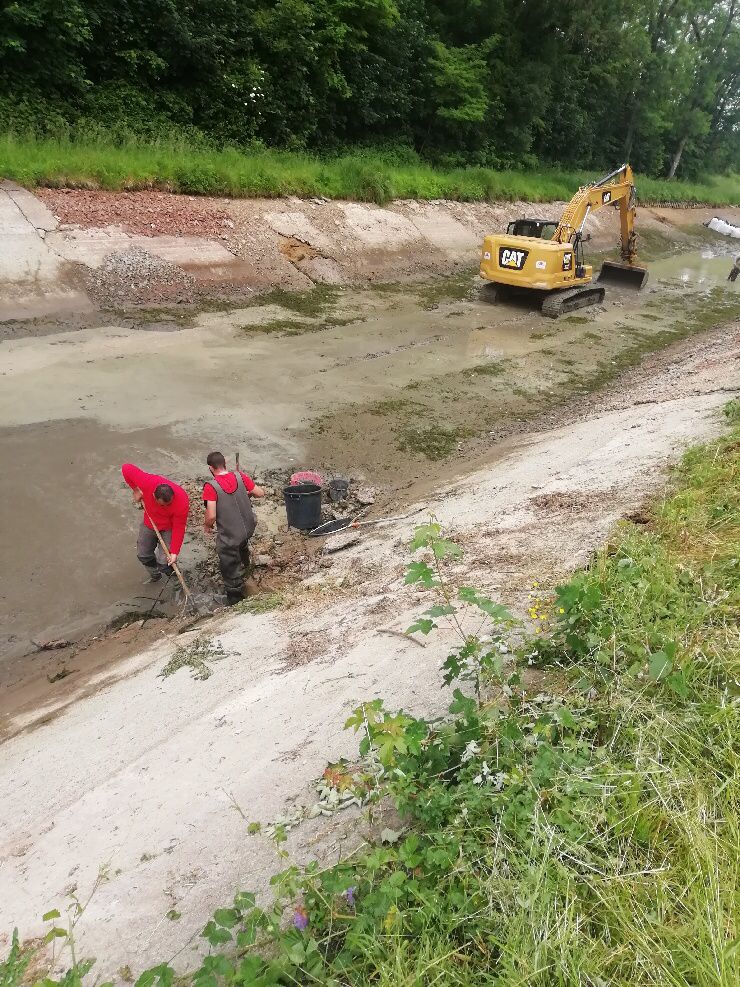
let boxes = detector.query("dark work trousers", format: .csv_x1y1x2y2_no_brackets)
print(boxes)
137,522,172,573
211,471,257,602
217,538,251,597
729,265,739,283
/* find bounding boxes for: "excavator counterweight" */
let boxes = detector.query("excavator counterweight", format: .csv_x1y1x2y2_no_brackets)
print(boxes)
479,164,648,317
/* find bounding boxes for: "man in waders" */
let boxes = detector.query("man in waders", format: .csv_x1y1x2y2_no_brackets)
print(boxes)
203,452,265,604
729,255,740,283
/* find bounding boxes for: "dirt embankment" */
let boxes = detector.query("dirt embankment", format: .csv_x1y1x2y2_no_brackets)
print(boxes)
0,320,737,977
23,188,740,312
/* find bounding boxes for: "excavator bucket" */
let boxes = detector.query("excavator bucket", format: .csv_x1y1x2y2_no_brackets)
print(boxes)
598,260,649,289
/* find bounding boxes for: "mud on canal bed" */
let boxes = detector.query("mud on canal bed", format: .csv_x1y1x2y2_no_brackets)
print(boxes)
0,246,738,677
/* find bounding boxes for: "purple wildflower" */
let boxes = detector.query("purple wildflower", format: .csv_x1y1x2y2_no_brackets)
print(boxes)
293,905,309,931
344,887,356,907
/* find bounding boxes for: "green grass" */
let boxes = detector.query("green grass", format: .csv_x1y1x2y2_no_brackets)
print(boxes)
464,361,507,377
396,423,477,460
241,284,341,317
233,592,284,614
1,133,737,205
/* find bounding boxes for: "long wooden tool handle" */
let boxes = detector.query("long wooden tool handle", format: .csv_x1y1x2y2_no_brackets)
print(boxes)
351,513,412,528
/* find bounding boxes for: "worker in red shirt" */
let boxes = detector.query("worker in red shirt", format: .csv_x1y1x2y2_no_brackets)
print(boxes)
203,452,265,604
122,463,190,581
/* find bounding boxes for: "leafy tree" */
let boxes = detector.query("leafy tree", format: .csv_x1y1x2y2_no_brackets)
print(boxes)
0,0,736,175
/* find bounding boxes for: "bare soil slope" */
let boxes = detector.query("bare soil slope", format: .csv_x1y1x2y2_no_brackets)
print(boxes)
0,322,737,975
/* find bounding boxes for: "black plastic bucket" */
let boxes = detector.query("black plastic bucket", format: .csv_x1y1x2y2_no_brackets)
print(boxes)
283,482,323,530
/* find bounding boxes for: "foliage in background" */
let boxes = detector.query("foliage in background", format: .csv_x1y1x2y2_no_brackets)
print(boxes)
3,403,738,984
0,1,738,179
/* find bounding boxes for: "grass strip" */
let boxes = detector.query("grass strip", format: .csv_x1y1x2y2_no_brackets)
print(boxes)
1,134,738,206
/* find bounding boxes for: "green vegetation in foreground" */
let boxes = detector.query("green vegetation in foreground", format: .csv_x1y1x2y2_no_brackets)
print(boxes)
6,403,738,983
0,135,738,206
159,635,230,681
233,592,285,615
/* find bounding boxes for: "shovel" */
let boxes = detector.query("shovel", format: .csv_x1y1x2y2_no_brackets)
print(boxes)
308,507,370,537
309,506,424,538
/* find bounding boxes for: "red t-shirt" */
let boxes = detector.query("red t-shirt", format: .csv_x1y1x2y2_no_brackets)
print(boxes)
121,463,190,554
203,471,256,503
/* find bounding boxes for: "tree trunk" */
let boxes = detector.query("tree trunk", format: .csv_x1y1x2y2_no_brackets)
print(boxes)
623,115,636,161
667,135,687,178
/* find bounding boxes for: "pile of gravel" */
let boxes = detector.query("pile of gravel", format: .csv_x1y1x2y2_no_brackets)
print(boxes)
87,245,197,308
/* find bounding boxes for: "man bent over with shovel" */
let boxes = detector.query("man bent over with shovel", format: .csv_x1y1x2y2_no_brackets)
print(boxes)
203,452,265,605
122,463,190,581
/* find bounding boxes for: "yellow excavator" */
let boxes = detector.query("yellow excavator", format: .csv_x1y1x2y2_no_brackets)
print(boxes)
479,164,649,317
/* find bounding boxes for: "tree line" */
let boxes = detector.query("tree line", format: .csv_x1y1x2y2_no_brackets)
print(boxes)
1,0,737,178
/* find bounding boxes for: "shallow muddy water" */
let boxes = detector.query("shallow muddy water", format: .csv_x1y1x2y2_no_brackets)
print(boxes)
0,248,737,662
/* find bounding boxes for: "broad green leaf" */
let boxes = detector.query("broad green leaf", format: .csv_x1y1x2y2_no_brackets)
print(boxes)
234,890,256,910
137,970,174,987
288,942,306,965
431,538,462,559
42,909,61,922
648,650,673,682
409,523,442,550
213,907,240,928
406,618,436,635
555,706,578,729
404,561,438,587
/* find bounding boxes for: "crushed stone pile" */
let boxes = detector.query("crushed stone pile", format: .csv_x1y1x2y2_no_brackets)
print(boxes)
86,245,197,307
38,188,235,240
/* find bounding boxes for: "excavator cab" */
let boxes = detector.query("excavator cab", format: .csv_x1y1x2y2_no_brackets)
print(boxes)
506,218,558,240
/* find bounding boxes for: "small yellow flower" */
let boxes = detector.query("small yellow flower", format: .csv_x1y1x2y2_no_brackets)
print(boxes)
559,608,565,614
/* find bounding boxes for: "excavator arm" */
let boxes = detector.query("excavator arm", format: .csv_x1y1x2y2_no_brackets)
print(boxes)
553,164,640,268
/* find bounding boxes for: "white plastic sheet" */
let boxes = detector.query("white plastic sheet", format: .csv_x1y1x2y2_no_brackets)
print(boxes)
706,217,740,238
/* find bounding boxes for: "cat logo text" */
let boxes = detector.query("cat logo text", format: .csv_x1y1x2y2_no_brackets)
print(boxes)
498,247,528,270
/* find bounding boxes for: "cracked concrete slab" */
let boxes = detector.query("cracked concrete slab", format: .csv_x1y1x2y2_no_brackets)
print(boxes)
45,227,239,270
337,203,425,249
1,180,59,232
0,184,92,319
403,205,479,257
